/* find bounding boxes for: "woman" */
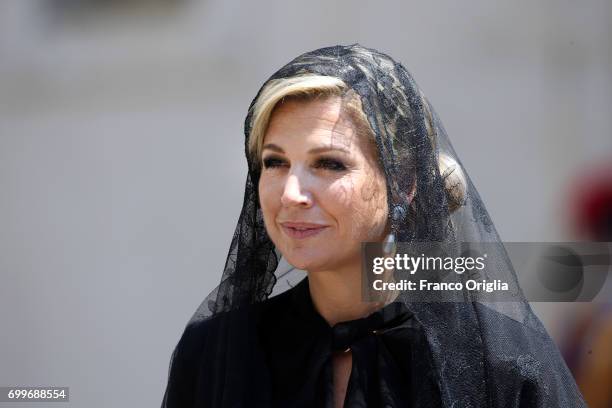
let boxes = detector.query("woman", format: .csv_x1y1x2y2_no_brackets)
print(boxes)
162,44,586,407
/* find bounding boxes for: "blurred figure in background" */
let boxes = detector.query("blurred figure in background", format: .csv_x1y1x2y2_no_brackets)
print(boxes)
560,158,612,408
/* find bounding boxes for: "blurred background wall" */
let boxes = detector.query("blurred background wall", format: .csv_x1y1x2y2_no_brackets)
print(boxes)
0,0,610,406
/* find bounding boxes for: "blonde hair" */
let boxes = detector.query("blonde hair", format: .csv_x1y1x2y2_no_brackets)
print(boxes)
248,74,374,164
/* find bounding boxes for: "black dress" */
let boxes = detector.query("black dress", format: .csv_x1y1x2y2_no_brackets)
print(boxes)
164,273,588,407
163,277,443,407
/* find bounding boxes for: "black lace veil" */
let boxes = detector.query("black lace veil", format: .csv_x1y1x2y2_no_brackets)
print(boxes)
163,44,585,407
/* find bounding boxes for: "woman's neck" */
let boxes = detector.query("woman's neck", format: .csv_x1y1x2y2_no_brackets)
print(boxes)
307,264,384,327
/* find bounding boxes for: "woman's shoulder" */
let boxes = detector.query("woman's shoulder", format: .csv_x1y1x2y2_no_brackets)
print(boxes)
170,314,224,366
178,306,256,346
176,283,302,348
164,303,273,407
169,279,308,373
472,303,586,406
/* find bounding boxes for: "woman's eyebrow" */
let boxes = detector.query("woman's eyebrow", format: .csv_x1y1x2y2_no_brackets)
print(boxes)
262,143,284,153
308,146,350,154
262,144,350,155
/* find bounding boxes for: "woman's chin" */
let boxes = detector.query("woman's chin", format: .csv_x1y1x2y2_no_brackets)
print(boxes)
284,257,318,271
283,251,332,272
280,242,361,272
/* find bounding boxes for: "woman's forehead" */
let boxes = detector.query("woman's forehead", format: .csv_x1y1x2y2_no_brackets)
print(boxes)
263,97,362,153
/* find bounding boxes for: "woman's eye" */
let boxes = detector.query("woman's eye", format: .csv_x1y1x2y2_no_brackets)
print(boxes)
314,158,347,171
262,157,287,169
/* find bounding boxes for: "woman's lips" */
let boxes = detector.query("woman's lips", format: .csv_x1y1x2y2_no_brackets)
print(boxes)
279,222,329,239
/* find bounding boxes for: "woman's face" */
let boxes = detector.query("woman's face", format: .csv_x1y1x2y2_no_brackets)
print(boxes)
258,96,388,272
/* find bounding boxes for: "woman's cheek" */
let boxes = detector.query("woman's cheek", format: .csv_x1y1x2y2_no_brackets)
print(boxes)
328,178,355,210
259,177,279,233
260,174,280,202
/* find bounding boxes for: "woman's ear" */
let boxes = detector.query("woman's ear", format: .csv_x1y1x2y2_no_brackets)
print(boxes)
438,153,467,212
407,179,417,206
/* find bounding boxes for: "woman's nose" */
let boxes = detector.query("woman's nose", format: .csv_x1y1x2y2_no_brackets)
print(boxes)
280,174,313,207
